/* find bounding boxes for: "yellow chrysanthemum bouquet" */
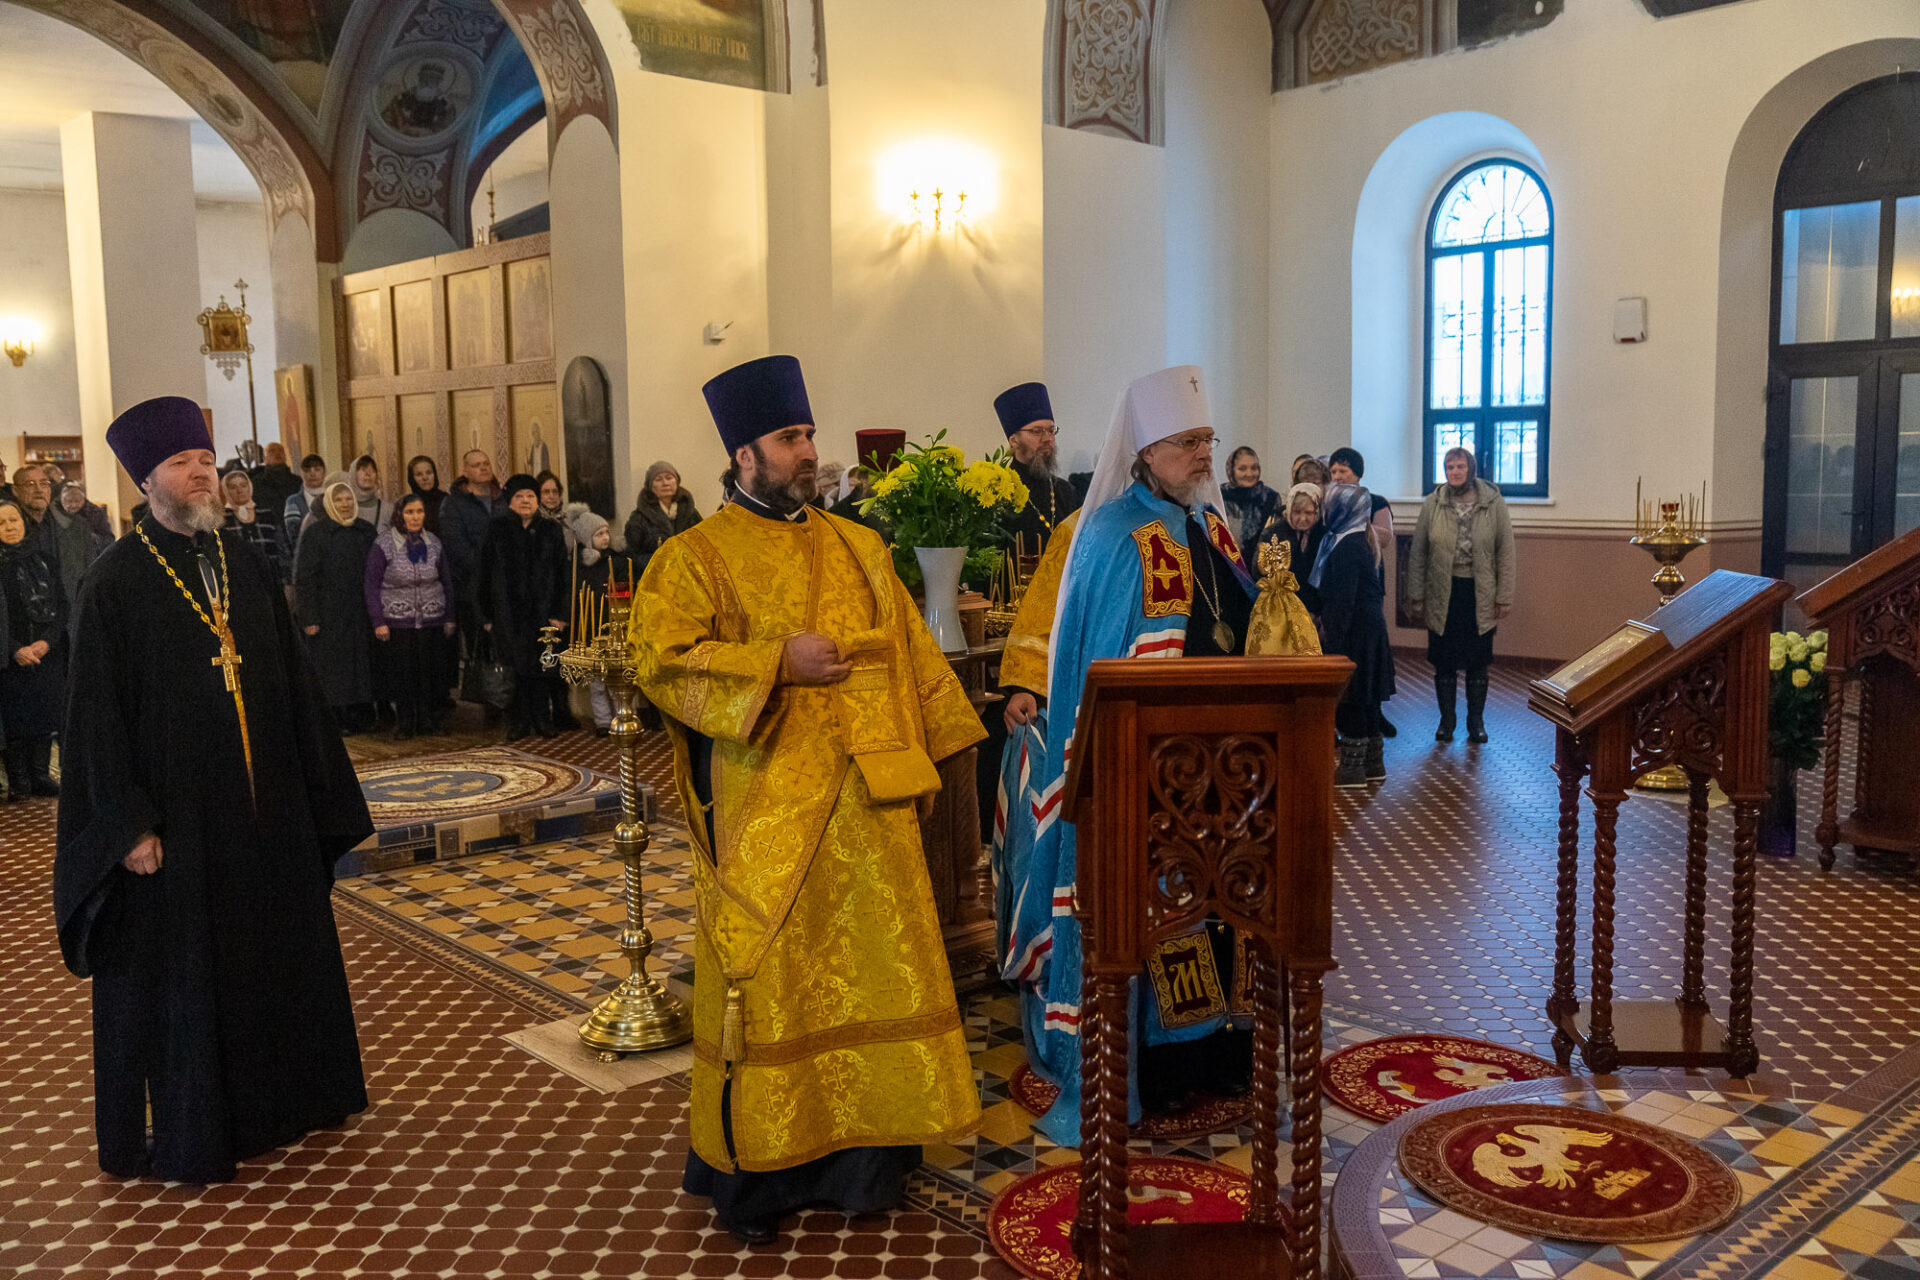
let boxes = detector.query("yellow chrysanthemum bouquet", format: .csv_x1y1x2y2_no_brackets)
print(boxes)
1767,629,1828,771
861,430,1029,553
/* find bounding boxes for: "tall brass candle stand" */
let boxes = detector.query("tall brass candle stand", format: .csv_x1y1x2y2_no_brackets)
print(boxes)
1629,485,1708,792
541,601,692,1061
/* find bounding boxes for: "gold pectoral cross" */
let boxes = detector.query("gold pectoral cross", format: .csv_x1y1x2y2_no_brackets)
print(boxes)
211,612,255,788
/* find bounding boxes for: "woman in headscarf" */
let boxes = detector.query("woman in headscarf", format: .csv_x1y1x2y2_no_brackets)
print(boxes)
478,474,571,739
1302,482,1394,789
562,503,635,735
365,493,455,740
1406,446,1515,744
1221,446,1279,553
622,460,703,571
1259,481,1325,578
535,470,566,528
0,498,66,799
407,454,447,535
295,480,377,733
349,454,394,531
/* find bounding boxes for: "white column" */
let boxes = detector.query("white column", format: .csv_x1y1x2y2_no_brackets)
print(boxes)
61,112,205,522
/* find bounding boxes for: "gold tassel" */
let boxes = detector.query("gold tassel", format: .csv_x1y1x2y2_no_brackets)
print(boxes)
720,983,746,1075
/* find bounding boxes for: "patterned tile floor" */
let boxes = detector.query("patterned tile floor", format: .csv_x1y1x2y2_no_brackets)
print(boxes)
2,656,1916,1278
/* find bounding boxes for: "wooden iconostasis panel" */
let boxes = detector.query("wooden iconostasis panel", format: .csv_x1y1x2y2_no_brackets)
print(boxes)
335,233,561,504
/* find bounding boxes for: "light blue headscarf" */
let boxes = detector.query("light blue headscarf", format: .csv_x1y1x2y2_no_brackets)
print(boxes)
1309,482,1372,588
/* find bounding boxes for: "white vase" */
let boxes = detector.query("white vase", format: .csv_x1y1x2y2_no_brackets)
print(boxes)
915,545,969,654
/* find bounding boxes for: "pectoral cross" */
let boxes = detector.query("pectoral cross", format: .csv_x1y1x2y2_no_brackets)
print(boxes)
210,610,255,788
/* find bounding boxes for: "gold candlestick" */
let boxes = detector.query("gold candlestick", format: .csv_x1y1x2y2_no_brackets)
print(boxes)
540,600,692,1059
1629,482,1708,792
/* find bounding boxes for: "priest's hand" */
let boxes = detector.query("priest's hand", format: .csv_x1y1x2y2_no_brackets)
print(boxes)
374,626,391,641
305,625,319,636
13,645,38,667
123,833,163,875
782,633,851,685
1004,691,1039,732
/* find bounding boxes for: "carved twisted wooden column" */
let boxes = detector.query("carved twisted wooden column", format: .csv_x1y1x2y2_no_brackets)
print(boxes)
1585,791,1624,1074
1094,974,1131,1280
1726,800,1760,1077
1816,671,1846,872
1288,966,1325,1280
1075,970,1103,1276
1247,942,1283,1228
1854,674,1873,816
1680,770,1710,1011
1548,729,1585,1066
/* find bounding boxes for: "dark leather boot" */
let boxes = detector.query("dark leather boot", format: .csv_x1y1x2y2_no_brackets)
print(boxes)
1334,737,1368,789
1434,670,1457,742
1365,735,1386,781
1465,669,1490,744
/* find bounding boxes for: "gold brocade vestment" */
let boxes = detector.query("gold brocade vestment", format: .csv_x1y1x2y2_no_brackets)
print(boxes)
631,503,985,1171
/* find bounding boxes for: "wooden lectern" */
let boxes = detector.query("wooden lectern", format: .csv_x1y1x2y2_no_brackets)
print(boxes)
1799,526,1920,871
1529,570,1791,1078
1064,656,1353,1280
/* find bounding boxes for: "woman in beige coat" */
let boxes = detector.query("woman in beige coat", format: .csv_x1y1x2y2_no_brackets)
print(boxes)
1406,448,1515,743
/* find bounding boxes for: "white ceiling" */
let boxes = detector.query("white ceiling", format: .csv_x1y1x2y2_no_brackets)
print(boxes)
0,2,263,202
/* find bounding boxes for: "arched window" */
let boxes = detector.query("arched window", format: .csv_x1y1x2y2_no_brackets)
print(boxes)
1424,160,1554,496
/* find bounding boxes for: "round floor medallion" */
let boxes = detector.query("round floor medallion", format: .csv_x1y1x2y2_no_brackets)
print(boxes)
1397,1102,1741,1243
1008,1063,1252,1139
1321,1034,1563,1123
987,1156,1250,1280
357,749,597,825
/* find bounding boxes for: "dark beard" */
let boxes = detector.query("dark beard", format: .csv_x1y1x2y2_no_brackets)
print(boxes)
745,446,817,514
1019,450,1057,478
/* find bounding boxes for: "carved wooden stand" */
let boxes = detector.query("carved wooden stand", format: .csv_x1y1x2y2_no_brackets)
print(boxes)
1530,571,1790,1079
1800,526,1920,871
1063,657,1352,1280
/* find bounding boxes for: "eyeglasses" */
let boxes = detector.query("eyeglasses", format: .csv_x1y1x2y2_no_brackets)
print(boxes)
1020,425,1059,439
1163,432,1216,454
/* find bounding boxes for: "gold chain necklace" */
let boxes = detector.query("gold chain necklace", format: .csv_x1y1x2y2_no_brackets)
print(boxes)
137,521,254,786
1190,521,1235,653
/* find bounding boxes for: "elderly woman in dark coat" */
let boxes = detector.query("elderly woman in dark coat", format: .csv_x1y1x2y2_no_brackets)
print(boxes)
1301,482,1395,789
0,499,66,798
478,474,570,740
295,480,377,733
623,460,702,569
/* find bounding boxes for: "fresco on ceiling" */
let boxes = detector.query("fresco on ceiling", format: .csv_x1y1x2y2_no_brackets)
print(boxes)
612,0,768,92
177,0,355,112
376,55,475,140
1456,0,1563,49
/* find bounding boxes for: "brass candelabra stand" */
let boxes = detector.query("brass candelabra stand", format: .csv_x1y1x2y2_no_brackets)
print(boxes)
540,600,692,1060
1629,483,1708,792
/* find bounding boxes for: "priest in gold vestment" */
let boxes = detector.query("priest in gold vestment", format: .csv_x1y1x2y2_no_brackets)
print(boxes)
632,355,984,1244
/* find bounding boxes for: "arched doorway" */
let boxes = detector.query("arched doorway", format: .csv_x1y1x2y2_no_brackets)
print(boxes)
1763,72,1920,591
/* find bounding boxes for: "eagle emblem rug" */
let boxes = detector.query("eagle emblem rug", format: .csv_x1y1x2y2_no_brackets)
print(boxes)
987,1156,1250,1280
1397,1102,1742,1242
1321,1034,1563,1123
1008,1063,1252,1139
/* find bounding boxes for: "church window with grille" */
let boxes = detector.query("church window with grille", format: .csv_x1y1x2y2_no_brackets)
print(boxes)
1424,160,1554,496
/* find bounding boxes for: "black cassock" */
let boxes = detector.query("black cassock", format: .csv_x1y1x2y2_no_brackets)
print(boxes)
53,521,373,1182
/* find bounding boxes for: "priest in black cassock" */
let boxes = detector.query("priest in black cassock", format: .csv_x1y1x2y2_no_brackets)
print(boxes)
992,382,1080,558
54,396,372,1183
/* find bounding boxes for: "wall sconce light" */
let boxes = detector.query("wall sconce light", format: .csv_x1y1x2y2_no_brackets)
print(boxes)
2,317,38,367
878,138,997,236
1895,285,1920,324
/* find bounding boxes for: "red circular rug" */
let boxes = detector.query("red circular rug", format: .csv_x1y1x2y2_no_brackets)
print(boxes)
1321,1035,1563,1123
987,1156,1251,1280
1008,1063,1253,1139
1398,1102,1741,1243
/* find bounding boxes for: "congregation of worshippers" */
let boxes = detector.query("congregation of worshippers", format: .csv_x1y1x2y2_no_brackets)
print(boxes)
41,358,1511,1244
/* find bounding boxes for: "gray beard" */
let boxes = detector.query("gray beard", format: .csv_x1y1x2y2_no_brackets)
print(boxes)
1022,451,1057,478
154,490,224,533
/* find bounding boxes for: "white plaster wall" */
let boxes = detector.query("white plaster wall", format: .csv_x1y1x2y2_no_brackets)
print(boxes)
269,212,342,462
194,199,278,460
578,0,774,514
1164,0,1271,468
547,116,632,516
1041,128,1165,477
814,0,1047,467
1269,0,1920,525
0,190,82,466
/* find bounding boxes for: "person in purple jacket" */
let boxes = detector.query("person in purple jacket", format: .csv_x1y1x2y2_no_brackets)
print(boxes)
364,494,456,740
